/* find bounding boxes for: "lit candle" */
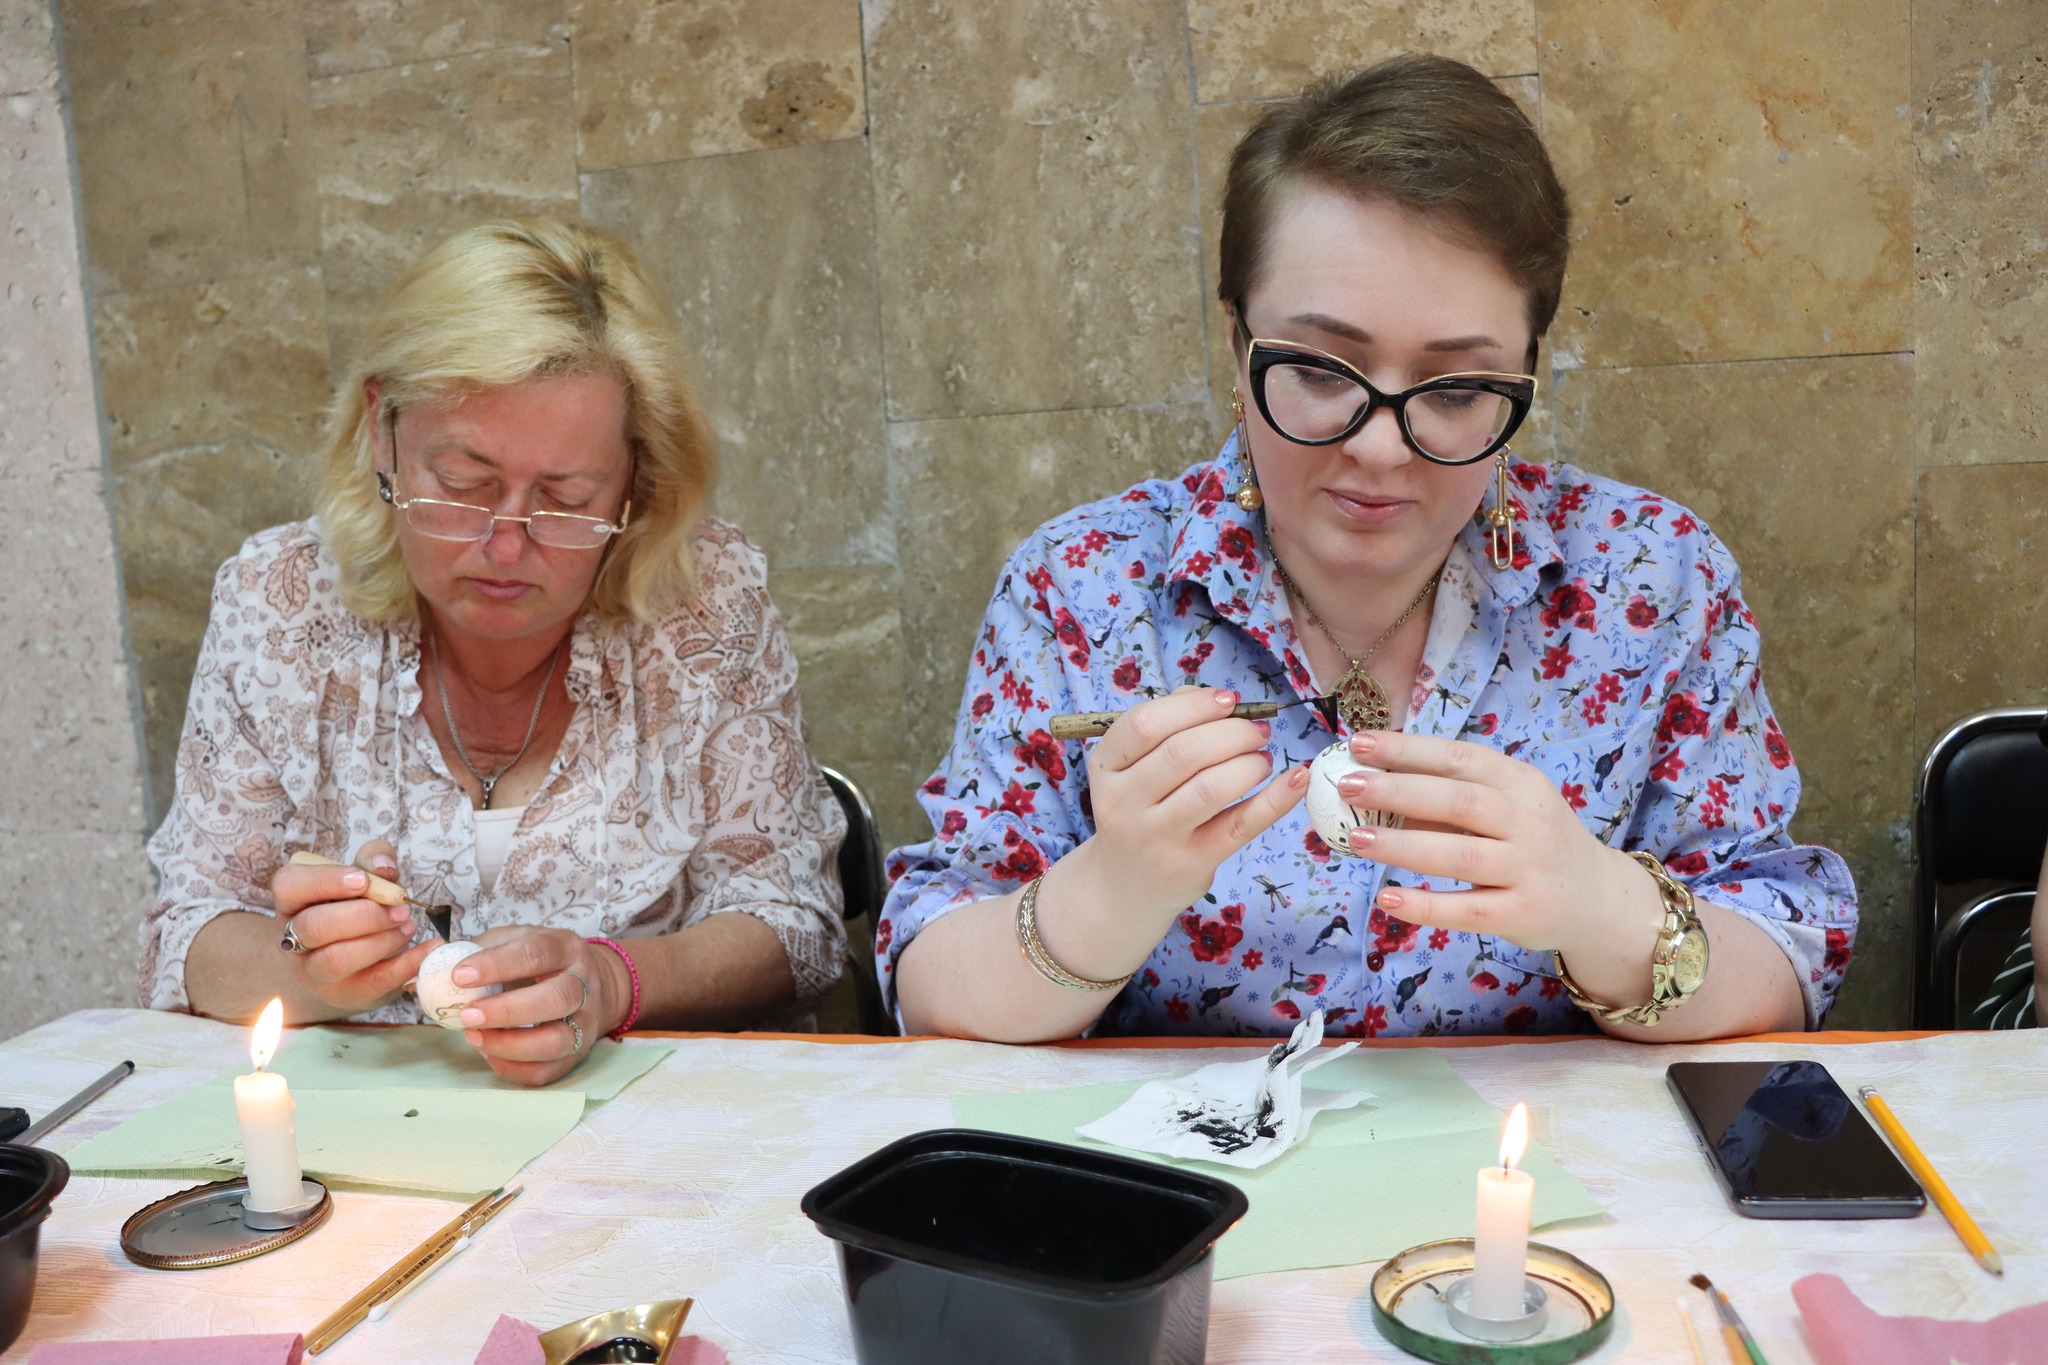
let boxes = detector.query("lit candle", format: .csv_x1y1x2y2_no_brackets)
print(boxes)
233,998,303,1212
1470,1101,1534,1319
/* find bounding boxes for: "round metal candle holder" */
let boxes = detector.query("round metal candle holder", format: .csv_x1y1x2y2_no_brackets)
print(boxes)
1370,1239,1614,1364
120,1177,331,1270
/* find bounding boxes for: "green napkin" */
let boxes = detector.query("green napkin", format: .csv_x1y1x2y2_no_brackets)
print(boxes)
64,1085,585,1196
953,1049,1606,1280
266,1025,672,1102
62,1026,673,1197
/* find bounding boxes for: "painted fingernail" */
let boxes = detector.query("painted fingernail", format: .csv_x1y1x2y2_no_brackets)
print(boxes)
1378,888,1404,910
1350,827,1378,849
343,870,367,892
1253,719,1272,738
463,1029,484,1047
452,966,478,986
1351,733,1378,756
1289,763,1311,788
373,863,398,880
1338,775,1370,798
460,1007,486,1027
1216,689,1239,707
389,904,412,923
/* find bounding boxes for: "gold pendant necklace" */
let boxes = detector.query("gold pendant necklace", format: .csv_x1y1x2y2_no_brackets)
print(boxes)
1271,559,1443,734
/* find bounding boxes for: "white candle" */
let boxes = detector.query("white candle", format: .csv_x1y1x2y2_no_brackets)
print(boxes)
1470,1101,1534,1319
234,998,303,1212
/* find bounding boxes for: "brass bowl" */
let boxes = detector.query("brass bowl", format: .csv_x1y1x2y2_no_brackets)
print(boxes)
537,1298,694,1365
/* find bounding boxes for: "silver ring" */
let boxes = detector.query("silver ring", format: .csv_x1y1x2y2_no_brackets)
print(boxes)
562,968,590,1014
564,1016,584,1056
281,921,311,955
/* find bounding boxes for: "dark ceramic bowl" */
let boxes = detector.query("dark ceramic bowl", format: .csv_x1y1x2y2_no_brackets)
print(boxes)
804,1129,1248,1365
0,1144,69,1352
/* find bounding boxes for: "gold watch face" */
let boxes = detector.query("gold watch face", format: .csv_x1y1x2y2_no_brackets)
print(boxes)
1670,926,1710,996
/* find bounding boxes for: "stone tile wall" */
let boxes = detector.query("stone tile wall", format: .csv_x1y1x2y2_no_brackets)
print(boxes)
44,0,2048,1029
0,0,154,1040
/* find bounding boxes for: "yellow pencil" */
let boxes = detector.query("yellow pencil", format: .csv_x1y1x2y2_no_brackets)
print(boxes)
1859,1085,2002,1274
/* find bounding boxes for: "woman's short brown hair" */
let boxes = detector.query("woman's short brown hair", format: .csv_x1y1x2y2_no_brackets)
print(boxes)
1219,53,1571,347
317,218,715,625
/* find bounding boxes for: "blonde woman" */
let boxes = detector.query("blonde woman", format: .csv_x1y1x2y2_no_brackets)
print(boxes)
143,219,845,1084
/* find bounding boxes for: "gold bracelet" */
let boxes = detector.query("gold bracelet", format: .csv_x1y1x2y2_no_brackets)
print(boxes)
1014,873,1134,992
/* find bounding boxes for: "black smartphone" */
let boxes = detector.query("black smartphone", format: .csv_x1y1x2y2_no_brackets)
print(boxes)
1666,1060,1926,1219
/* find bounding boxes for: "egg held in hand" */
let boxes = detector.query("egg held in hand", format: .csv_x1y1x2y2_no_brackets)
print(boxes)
1305,740,1398,856
413,940,502,1029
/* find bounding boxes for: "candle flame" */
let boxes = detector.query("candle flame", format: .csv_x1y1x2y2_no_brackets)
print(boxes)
250,997,285,1071
1498,1102,1529,1171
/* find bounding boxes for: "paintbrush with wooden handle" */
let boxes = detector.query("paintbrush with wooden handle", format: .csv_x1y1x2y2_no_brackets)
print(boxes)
1048,693,1340,740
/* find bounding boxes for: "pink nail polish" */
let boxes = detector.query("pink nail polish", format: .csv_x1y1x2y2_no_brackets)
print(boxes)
1352,733,1378,756
1253,719,1272,738
452,967,477,986
343,871,367,892
1216,689,1239,707
389,904,411,923
1290,764,1311,787
1350,827,1378,848
1379,887,1404,909
460,1008,485,1027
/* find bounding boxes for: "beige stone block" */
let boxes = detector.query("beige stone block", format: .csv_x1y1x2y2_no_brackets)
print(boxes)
0,469,149,834
769,564,908,776
891,401,1214,759
866,0,1206,420
1913,0,2048,466
1916,462,2048,743
62,0,319,294
305,0,567,78
0,829,157,1036
1192,77,1547,436
95,270,333,469
1554,355,1916,828
572,0,863,170
1,0,58,96
1538,0,1911,368
311,42,579,372
581,138,887,572
0,89,103,478
1187,0,1536,105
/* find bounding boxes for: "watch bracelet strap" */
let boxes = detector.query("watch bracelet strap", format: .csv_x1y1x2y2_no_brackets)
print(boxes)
1555,849,1701,1026
1015,873,1134,992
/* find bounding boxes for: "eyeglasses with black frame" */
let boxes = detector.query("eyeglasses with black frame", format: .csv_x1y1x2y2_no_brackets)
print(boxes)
375,408,632,551
1243,335,1538,466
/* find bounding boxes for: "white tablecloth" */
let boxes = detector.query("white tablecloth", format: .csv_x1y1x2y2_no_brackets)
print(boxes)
2,1011,2041,1363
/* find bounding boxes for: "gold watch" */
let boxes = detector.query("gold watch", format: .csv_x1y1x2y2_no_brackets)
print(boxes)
1555,850,1709,1027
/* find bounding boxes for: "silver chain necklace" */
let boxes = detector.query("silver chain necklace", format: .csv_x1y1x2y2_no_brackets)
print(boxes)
428,629,566,811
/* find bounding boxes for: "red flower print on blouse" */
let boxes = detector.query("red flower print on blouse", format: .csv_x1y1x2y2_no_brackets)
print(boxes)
1560,781,1587,811
939,808,966,839
1540,580,1597,631
1181,904,1246,963
1663,848,1709,877
1763,715,1793,769
989,829,1045,883
1177,640,1215,676
1650,750,1687,783
1352,1003,1390,1038
1595,673,1623,704
1540,642,1576,679
1182,466,1227,509
1304,827,1333,863
1470,971,1501,992
1474,712,1499,736
921,773,947,796
1824,926,1851,974
1112,657,1143,693
1429,928,1450,951
1368,905,1419,955
1272,999,1302,1022
1165,995,1190,1023
1217,523,1259,571
971,690,995,720
1052,607,1091,668
875,918,893,955
1625,594,1658,630
1182,550,1214,579
1241,948,1264,972
1659,690,1710,743
1126,559,1147,579
997,781,1036,817
1013,729,1068,782
1503,1004,1538,1034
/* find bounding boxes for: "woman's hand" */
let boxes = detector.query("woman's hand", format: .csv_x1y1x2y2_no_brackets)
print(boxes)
1334,730,1657,959
272,839,437,1015
447,926,632,1086
1049,688,1310,968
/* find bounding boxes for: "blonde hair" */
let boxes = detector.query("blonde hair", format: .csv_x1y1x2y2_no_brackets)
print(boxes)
317,218,715,624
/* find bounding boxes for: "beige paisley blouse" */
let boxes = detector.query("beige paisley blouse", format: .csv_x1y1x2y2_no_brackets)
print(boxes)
140,517,847,1023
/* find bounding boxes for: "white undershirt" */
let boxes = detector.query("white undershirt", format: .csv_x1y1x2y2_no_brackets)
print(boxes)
474,805,527,894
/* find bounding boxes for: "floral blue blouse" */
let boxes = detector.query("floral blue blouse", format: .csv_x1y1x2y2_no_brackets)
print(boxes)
880,436,1858,1037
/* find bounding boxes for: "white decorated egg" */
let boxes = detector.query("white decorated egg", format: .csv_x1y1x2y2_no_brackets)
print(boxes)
413,940,501,1029
1305,740,1397,857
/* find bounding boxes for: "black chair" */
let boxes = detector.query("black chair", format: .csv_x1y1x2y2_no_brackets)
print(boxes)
820,765,894,1035
1912,707,2048,1028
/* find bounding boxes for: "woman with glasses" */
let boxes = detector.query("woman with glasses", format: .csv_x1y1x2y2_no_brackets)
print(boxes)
142,219,846,1084
882,54,1857,1043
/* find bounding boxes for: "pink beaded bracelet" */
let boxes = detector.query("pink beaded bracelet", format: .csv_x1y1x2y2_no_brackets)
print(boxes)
585,936,642,1041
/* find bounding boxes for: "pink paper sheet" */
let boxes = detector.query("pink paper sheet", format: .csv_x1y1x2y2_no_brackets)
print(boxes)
470,1315,726,1365
1793,1273,2048,1365
27,1335,303,1365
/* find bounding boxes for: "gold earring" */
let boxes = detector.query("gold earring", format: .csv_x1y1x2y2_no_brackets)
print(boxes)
1487,452,1514,570
1231,388,1263,511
